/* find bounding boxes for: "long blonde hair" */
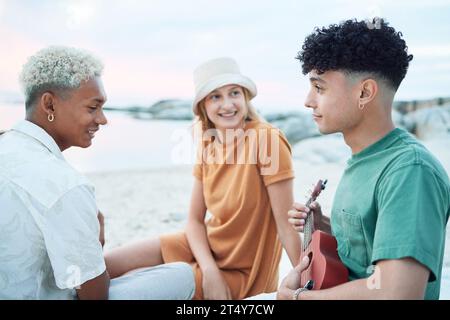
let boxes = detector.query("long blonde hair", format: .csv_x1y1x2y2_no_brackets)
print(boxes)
195,87,262,132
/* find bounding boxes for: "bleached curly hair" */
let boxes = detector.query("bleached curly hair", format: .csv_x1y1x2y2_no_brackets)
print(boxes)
19,46,104,110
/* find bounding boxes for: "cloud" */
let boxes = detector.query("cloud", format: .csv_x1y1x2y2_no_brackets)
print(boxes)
395,0,450,7
65,0,97,30
410,45,450,58
100,55,193,106
0,0,449,105
0,26,44,93
338,0,450,9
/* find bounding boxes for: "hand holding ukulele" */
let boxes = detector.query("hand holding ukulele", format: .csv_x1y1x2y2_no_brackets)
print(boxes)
289,180,348,290
289,201,329,234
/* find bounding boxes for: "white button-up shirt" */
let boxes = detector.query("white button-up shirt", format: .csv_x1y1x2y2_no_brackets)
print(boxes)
0,120,105,299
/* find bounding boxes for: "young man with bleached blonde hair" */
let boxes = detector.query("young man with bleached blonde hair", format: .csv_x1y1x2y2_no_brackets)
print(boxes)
0,46,195,300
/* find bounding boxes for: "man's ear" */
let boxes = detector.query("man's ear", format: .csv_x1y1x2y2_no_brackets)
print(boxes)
39,92,56,116
359,79,378,106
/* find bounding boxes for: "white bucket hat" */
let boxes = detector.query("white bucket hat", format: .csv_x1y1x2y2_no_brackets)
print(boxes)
192,57,257,116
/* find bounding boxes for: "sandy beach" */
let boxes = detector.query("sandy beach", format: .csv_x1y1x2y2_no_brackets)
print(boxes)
88,136,450,299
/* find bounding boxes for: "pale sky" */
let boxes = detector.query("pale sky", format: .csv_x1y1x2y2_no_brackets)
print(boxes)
1,0,450,112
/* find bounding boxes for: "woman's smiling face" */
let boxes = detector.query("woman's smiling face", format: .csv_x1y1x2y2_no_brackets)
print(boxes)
203,84,247,131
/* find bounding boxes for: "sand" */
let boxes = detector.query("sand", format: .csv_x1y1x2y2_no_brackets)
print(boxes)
87,138,450,300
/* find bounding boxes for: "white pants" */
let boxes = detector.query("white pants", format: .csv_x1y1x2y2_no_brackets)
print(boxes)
108,262,195,300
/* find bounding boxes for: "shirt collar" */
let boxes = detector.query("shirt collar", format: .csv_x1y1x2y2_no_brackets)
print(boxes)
11,120,65,161
347,128,403,166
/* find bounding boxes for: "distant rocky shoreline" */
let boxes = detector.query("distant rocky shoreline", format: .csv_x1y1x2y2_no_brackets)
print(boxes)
3,97,448,142
104,97,450,144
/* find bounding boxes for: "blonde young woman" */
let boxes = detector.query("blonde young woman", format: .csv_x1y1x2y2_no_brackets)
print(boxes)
105,58,301,299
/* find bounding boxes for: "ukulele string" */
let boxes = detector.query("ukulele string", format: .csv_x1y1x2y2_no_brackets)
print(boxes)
301,188,316,285
300,179,327,287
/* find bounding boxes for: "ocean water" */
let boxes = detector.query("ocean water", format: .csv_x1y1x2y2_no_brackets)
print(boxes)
0,103,196,173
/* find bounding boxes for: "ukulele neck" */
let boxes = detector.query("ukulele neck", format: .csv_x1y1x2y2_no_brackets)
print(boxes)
302,197,315,251
301,179,327,252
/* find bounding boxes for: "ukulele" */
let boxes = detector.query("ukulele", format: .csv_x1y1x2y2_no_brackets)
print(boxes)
299,179,349,289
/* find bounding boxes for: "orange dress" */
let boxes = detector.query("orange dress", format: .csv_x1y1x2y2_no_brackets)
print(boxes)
160,120,294,299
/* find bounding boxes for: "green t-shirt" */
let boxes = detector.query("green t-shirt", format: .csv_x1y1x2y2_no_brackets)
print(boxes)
331,128,450,300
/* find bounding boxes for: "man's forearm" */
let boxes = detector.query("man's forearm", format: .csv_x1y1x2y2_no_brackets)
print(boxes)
76,270,110,300
298,274,425,300
298,278,378,300
281,256,429,300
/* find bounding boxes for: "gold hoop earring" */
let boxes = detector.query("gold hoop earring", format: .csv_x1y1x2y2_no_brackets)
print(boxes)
358,104,365,110
48,114,55,122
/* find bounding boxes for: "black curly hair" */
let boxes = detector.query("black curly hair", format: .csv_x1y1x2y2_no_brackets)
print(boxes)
296,18,413,90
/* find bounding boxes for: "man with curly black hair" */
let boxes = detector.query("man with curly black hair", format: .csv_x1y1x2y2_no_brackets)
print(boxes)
279,18,450,300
